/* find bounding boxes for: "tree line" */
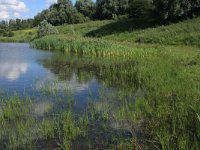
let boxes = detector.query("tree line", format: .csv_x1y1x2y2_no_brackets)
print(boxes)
34,0,200,26
0,0,200,32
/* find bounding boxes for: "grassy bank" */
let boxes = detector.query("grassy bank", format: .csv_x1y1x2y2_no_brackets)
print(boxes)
0,28,36,43
29,17,200,58
1,17,200,48
55,17,200,48
57,17,200,47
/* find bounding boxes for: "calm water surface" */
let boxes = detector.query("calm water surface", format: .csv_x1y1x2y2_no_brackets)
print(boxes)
0,43,101,108
0,43,136,149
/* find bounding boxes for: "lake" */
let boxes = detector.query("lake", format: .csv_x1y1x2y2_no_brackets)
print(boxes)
0,43,104,109
0,43,136,149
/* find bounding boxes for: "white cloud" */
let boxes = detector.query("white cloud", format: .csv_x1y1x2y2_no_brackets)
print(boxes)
0,10,10,19
14,12,20,17
0,63,28,81
0,0,28,20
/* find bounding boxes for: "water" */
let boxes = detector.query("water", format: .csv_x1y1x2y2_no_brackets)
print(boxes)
0,43,103,110
0,43,137,149
0,43,98,90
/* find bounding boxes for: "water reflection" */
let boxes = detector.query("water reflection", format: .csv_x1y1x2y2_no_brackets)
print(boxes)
0,43,53,93
43,54,137,91
0,43,138,149
0,63,28,81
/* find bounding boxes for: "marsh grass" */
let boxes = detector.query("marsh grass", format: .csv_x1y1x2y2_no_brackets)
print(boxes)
30,34,158,58
38,48,200,148
0,96,88,150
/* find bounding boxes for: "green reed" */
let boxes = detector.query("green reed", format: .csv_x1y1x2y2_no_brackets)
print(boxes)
31,35,157,58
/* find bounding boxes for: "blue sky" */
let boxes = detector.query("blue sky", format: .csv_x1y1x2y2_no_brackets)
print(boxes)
0,0,93,20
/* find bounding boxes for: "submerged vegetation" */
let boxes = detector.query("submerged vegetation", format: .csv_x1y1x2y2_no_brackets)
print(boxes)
43,48,200,149
0,45,200,149
0,95,87,150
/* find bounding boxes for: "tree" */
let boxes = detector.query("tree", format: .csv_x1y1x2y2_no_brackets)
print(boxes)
96,0,119,19
48,0,76,25
37,20,59,37
75,0,96,19
33,9,49,27
128,0,153,18
118,0,129,15
95,0,129,20
153,0,200,20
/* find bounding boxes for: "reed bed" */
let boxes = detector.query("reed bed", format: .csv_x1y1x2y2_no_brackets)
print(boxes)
38,49,200,149
31,35,157,58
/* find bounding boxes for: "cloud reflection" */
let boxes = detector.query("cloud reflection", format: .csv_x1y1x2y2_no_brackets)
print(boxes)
0,63,28,81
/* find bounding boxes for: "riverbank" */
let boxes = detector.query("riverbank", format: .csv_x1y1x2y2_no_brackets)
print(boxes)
1,17,200,48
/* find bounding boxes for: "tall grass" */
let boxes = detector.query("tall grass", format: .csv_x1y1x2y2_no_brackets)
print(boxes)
0,96,88,150
114,50,200,149
41,48,200,149
0,48,200,149
31,35,157,57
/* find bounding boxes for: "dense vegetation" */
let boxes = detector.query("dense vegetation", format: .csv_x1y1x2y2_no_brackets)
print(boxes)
1,0,199,31
0,46,200,149
29,16,200,150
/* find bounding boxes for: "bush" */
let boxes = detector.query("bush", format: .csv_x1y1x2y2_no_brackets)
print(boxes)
38,20,59,37
153,0,200,20
73,13,90,24
128,0,153,18
7,31,14,37
0,29,6,36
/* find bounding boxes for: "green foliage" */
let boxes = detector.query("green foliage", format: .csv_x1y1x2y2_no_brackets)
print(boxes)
7,31,14,37
31,35,153,57
33,0,91,26
30,0,200,26
38,20,58,37
0,28,14,37
153,0,200,20
75,0,96,19
0,28,6,36
0,19,33,31
33,9,49,27
133,17,200,47
0,28,37,42
96,0,129,19
73,13,90,24
128,0,153,18
48,0,76,25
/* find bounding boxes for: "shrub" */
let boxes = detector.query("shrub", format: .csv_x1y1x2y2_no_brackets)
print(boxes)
128,0,153,18
0,29,6,36
73,13,90,24
38,20,59,37
7,31,14,37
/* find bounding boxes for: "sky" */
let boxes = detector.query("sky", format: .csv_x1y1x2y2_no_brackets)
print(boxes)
0,0,82,20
